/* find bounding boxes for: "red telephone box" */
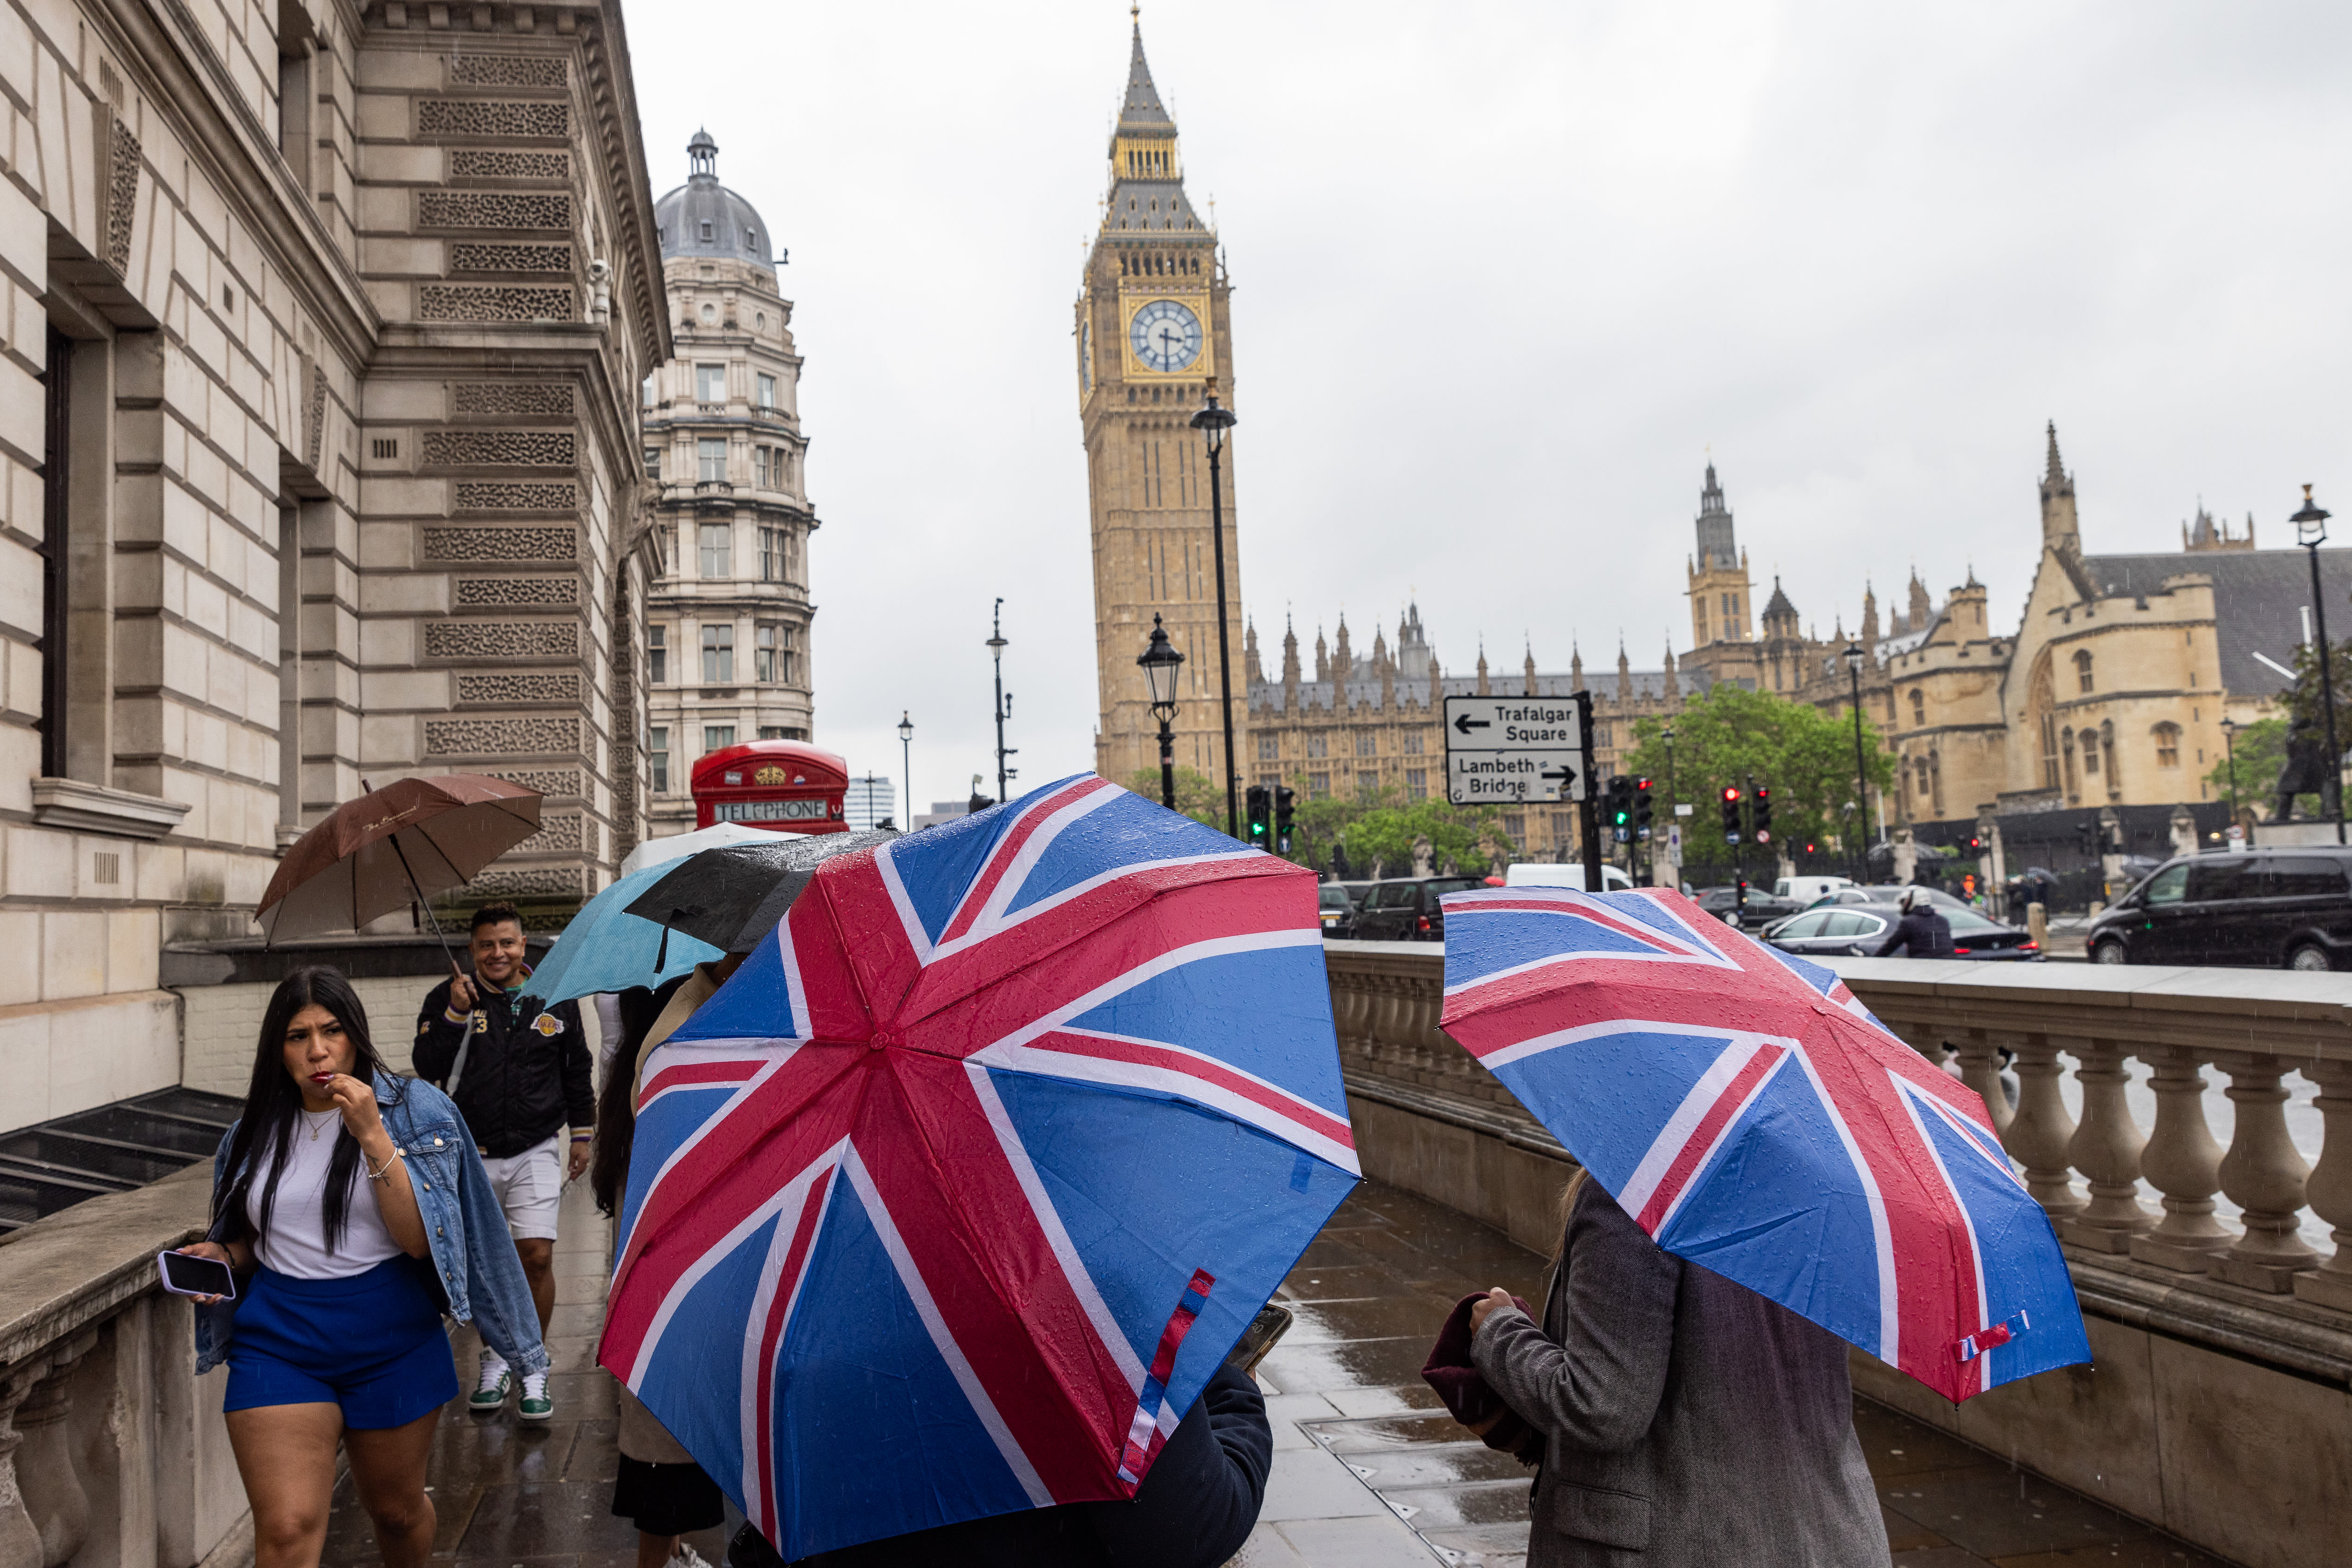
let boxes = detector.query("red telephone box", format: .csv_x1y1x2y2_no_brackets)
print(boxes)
690,741,849,836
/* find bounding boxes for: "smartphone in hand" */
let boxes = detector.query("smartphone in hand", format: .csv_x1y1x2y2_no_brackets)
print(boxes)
1224,1303,1292,1375
158,1250,237,1302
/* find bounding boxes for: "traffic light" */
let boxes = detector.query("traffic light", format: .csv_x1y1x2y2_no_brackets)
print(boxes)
1752,785,1773,846
1606,775,1632,842
1633,778,1654,842
1244,784,1271,846
2074,820,2097,858
1720,785,1743,845
1274,784,1297,853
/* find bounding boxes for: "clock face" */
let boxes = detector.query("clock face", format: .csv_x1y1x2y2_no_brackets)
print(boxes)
1129,299,1202,373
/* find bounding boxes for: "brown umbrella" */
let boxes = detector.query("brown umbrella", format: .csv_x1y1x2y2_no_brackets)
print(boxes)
258,774,543,965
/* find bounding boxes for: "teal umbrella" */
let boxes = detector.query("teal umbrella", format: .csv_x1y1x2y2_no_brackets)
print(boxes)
530,860,725,1005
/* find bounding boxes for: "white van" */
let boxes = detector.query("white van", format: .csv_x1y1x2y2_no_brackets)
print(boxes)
1774,875,1854,906
1504,862,1636,893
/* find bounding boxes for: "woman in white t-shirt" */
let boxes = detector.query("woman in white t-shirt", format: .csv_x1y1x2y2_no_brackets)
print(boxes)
177,967,545,1568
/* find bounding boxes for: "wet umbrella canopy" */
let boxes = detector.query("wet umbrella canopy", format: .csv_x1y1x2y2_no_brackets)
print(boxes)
257,775,541,961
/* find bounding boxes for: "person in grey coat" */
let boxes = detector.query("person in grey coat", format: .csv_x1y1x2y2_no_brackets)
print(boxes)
1467,1173,1889,1567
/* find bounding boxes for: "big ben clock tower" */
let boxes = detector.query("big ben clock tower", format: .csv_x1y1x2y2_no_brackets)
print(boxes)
1077,18,1243,791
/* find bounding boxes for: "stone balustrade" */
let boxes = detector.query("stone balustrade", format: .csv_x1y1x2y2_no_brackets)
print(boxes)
0,1166,243,1568
1323,939,2352,1568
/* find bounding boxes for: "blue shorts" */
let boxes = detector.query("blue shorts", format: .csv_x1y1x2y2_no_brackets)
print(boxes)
224,1257,458,1430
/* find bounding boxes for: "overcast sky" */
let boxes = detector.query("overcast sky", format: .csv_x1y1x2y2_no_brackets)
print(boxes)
627,2,2352,817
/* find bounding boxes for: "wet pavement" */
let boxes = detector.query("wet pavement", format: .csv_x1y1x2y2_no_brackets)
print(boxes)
320,1177,2236,1568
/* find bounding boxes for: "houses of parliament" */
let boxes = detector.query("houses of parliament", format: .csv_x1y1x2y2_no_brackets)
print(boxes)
1081,29,2338,858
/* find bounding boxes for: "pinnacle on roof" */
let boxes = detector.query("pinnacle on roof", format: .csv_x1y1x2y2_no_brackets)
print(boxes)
1120,20,1174,130
1763,575,1798,620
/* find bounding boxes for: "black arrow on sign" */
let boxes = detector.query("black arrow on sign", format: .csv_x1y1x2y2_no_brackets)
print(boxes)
1541,766,1575,788
1452,713,1492,736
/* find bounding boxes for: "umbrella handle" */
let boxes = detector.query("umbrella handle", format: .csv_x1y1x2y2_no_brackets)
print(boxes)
388,833,465,977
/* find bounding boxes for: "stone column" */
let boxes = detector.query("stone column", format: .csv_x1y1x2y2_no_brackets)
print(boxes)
2004,1035,2084,1215
8,1328,96,1568
2130,1046,2234,1270
1951,1030,2015,1138
2292,1059,2352,1311
2059,1040,2154,1250
2209,1052,2318,1292
0,1359,45,1568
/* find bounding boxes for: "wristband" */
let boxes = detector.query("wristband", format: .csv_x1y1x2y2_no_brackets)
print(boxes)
443,1006,468,1025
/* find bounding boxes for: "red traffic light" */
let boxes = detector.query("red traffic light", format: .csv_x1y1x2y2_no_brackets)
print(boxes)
1721,786,1741,803
1636,778,1652,791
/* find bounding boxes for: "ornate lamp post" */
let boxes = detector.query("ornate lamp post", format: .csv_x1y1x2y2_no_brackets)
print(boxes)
1843,641,1871,880
1189,385,1240,839
1660,723,1676,879
1137,614,1186,811
2220,715,2242,845
2292,486,2342,843
897,711,914,831
987,598,1016,804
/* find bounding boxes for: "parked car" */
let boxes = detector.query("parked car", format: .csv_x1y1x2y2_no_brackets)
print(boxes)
1352,876,1490,941
1693,886,1806,929
2086,849,2352,969
1805,884,1976,914
1317,881,1357,939
1504,862,1636,892
1764,900,2041,960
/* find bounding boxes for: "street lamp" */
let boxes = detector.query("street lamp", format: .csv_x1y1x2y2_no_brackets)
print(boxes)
2292,485,2342,844
1137,614,1186,811
987,599,1016,804
897,711,914,831
1660,723,1676,877
1190,384,1241,839
2220,714,2241,845
1843,641,1870,881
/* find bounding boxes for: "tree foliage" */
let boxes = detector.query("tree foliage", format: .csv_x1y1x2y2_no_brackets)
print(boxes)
1124,764,1225,830
1247,779,1513,879
2206,716,2304,821
1622,684,1898,869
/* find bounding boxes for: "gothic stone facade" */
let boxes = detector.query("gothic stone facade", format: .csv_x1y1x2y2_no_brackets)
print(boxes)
1,0,666,1136
1079,22,1244,790
641,131,816,838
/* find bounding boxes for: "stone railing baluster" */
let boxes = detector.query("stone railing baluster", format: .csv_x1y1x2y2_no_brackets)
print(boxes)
2130,1045,2233,1271
2292,1059,2352,1311
2210,1051,2318,1293
1952,1029,2015,1138
2060,1039,2154,1252
2004,1034,2084,1215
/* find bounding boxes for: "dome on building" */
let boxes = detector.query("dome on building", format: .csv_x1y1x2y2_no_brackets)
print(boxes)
654,129,781,266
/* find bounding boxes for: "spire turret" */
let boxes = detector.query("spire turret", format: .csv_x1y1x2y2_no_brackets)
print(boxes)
1102,19,1204,235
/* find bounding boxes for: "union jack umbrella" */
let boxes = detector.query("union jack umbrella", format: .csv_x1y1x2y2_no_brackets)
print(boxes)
1438,887,2087,1402
599,776,1359,1558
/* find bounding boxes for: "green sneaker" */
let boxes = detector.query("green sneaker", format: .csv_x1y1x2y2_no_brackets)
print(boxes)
518,1374,553,1425
467,1361,510,1414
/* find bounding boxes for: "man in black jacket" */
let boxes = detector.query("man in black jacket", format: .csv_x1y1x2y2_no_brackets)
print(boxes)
414,900,590,1423
1871,889,1955,959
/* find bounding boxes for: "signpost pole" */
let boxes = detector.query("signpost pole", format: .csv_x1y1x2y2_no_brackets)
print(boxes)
1577,690,1603,893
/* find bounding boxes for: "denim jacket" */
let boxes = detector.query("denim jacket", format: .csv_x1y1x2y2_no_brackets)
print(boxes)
193,1076,551,1379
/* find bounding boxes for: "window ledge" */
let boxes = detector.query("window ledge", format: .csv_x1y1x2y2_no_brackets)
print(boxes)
31,778,191,841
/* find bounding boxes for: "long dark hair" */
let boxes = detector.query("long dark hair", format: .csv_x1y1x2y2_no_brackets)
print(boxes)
214,966,402,1256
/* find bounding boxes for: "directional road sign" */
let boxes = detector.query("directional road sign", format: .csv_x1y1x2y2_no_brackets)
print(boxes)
1444,695,1588,805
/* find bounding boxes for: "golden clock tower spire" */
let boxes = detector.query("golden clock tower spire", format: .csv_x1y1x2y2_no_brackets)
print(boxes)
1077,19,1240,790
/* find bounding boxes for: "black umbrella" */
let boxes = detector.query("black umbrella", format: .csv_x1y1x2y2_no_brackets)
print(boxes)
624,830,897,958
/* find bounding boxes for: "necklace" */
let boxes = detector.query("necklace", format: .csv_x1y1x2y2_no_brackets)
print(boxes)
301,1108,337,1142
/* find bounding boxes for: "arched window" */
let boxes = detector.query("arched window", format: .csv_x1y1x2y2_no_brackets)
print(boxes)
2074,649,2094,693
2153,723,2182,769
1909,688,1925,727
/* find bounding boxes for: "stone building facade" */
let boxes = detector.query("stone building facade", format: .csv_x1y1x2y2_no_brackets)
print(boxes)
1245,427,2335,858
1078,21,1245,790
1242,605,1707,861
640,130,815,838
0,0,665,1137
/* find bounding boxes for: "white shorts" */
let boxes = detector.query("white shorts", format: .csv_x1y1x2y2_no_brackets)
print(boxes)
478,1134,564,1242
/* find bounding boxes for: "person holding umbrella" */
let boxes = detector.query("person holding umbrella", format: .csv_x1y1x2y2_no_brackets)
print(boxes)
412,901,591,1423
173,967,546,1568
